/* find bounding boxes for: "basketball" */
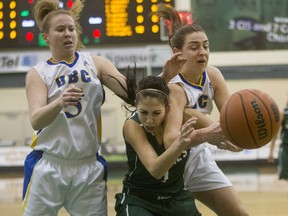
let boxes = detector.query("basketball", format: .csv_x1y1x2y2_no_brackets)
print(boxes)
220,89,281,149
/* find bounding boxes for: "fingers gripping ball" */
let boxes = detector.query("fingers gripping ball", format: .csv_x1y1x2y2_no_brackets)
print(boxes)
220,89,281,149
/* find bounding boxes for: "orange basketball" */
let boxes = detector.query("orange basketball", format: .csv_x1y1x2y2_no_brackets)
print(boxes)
220,89,281,149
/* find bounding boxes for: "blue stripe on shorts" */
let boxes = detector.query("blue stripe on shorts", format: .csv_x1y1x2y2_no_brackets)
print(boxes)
22,150,43,200
96,152,108,182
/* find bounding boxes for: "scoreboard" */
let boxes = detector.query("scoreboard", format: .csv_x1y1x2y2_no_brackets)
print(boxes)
0,0,174,49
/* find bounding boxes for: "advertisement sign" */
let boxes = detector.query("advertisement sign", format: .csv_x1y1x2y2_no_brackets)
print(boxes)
0,46,172,73
191,0,288,51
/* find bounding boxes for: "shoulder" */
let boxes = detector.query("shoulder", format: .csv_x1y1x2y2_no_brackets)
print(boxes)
123,118,146,144
90,54,118,76
206,65,222,77
168,82,184,93
26,66,44,83
91,55,112,65
169,74,181,83
25,67,47,93
124,113,143,131
77,51,93,60
205,65,226,84
168,83,187,106
33,60,49,70
168,83,186,98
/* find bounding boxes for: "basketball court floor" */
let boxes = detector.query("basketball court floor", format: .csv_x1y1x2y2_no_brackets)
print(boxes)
0,165,287,216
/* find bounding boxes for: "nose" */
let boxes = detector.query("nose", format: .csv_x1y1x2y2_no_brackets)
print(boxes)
145,116,154,124
199,46,207,55
64,29,71,37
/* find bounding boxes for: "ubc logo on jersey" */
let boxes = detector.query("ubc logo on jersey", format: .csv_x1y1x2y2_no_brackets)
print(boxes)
55,70,92,88
192,94,209,109
54,69,91,119
191,80,213,110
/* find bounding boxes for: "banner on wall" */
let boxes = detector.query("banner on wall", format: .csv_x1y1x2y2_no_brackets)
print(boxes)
0,143,278,167
191,0,288,51
0,46,172,74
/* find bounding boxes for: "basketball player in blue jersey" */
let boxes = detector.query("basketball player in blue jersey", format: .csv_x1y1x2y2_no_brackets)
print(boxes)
155,4,249,216
22,0,123,215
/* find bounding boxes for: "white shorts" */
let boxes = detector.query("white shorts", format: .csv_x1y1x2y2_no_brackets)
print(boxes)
184,144,232,192
23,151,107,216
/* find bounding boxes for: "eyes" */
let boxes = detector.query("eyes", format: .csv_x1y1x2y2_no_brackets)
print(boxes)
138,110,162,116
55,26,75,33
189,43,209,51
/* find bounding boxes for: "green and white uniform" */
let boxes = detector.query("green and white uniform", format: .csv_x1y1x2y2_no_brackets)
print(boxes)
115,112,201,216
278,106,288,179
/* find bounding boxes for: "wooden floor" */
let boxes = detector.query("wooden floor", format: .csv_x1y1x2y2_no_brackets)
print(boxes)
1,166,288,216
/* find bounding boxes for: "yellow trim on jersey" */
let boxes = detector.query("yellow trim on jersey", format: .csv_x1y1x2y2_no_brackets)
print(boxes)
48,57,75,64
97,113,102,143
179,71,203,87
30,131,38,148
22,173,34,210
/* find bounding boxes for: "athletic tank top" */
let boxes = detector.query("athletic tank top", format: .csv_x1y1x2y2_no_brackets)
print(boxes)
30,52,104,159
281,106,288,146
170,71,214,114
122,112,189,198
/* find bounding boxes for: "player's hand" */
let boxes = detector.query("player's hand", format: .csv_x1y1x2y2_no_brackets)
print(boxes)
60,85,84,108
161,52,187,83
179,117,197,148
216,140,243,152
204,122,243,152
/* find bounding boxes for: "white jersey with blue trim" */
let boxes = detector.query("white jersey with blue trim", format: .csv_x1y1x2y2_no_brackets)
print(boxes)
31,52,104,159
170,70,214,115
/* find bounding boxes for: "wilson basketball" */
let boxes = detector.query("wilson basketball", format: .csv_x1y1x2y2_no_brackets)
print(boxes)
220,89,281,149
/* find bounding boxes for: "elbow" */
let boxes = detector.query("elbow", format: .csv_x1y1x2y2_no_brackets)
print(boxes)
31,121,42,131
30,115,44,131
147,167,166,180
150,171,164,180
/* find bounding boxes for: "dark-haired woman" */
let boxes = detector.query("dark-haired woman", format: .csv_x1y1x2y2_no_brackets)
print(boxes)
156,4,249,216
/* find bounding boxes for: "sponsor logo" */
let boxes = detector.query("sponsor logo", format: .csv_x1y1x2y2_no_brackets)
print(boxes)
251,100,268,140
0,56,19,69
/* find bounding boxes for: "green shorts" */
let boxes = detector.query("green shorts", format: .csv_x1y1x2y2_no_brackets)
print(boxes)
115,190,201,216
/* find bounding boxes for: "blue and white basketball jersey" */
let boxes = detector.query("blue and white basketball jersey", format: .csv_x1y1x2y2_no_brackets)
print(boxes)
30,52,104,159
170,71,214,114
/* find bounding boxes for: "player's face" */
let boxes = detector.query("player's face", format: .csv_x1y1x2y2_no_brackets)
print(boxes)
137,96,167,134
181,31,209,73
43,14,77,58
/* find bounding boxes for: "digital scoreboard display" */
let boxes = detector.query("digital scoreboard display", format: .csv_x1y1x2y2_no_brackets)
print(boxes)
0,0,174,49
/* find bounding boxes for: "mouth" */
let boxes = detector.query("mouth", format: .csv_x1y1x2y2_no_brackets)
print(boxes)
145,126,154,132
197,59,206,64
64,41,73,47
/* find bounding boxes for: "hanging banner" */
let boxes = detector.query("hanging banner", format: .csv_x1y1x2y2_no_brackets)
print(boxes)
191,0,288,51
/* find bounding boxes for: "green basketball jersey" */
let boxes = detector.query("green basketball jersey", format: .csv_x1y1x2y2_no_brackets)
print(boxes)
122,112,190,198
281,106,288,146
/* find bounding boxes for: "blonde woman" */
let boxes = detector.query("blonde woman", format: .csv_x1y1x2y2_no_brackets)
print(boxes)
22,0,128,215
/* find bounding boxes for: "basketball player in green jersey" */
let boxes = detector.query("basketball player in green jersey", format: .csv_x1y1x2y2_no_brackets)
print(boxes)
268,98,288,180
113,68,230,216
